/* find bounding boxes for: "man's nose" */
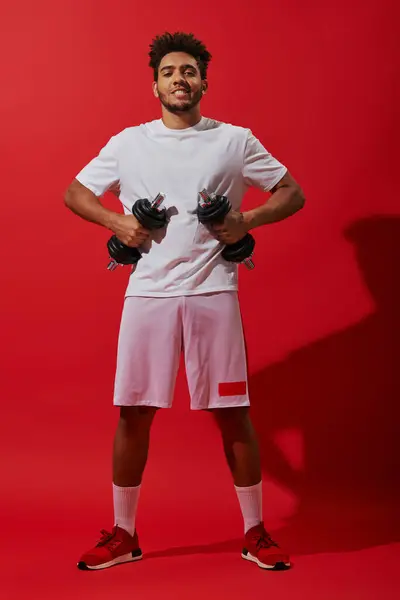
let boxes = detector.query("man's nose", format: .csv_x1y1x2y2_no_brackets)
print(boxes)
172,73,187,87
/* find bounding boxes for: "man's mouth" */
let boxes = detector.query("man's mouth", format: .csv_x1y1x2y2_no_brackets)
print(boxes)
172,88,190,98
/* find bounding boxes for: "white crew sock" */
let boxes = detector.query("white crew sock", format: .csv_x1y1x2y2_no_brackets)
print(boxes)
234,481,263,534
113,483,141,537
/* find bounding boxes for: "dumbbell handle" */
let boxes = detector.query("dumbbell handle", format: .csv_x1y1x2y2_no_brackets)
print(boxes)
151,193,164,210
198,189,230,222
198,189,255,269
107,193,166,271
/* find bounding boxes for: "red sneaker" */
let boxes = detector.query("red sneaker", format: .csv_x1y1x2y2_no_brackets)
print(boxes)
77,526,142,570
242,522,291,570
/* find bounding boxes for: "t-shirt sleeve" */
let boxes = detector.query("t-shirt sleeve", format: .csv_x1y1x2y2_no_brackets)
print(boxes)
242,129,287,192
75,135,120,197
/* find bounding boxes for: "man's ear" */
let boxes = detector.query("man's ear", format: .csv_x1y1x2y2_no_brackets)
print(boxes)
202,80,208,95
152,81,159,98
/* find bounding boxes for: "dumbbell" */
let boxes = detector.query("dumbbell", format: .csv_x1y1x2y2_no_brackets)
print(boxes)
107,193,167,271
196,189,255,269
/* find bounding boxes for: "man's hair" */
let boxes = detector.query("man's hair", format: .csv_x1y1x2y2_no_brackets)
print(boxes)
149,31,212,81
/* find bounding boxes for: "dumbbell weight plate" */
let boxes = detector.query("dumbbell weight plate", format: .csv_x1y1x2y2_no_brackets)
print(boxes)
221,233,255,263
107,235,141,265
133,199,167,230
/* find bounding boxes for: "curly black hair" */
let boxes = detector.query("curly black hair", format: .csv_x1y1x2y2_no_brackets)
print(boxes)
149,31,212,81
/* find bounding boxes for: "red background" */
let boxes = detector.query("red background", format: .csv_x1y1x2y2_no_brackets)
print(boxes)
1,0,399,598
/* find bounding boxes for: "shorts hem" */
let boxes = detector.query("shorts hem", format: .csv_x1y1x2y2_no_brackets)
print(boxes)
113,400,172,408
191,400,250,411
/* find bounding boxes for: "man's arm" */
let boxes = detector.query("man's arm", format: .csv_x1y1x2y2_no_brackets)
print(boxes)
243,171,305,230
64,179,120,231
210,171,305,244
64,179,150,247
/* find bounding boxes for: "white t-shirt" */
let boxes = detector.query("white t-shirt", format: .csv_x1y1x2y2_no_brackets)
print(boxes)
76,116,287,297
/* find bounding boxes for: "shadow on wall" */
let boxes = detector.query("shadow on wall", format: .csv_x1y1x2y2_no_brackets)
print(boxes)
249,214,400,554
129,216,399,562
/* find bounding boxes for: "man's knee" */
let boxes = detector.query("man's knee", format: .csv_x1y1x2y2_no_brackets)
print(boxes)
119,406,159,428
212,406,252,437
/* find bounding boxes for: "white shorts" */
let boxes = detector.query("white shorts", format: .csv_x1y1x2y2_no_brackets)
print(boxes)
113,291,250,410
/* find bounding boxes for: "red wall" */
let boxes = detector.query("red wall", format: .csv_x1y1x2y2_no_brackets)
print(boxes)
1,0,398,541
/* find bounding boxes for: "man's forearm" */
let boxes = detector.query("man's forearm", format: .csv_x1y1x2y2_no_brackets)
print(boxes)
243,185,305,230
64,180,119,231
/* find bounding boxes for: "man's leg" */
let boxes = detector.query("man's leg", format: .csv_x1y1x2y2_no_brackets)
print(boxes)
212,406,261,486
213,406,290,569
183,292,262,531
212,406,263,533
112,405,158,535
111,295,182,536
183,292,290,569
113,405,158,486
78,296,182,570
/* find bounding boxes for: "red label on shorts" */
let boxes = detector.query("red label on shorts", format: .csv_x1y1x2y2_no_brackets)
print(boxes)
218,381,247,396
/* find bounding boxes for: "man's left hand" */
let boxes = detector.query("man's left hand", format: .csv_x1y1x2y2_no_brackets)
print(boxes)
210,211,249,244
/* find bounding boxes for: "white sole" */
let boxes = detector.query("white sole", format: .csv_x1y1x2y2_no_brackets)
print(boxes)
241,551,291,570
78,551,143,571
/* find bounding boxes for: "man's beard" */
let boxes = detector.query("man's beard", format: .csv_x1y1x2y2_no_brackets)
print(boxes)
158,87,203,113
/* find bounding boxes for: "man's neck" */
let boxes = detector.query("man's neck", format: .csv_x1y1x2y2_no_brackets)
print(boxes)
161,108,202,130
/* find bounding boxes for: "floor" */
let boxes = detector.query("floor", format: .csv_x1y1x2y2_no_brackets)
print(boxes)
2,373,399,600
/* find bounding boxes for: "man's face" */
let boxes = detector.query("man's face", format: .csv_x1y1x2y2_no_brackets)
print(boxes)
153,52,206,113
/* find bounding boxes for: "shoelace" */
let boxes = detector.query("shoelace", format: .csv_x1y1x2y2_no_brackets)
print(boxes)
253,531,279,550
96,529,120,549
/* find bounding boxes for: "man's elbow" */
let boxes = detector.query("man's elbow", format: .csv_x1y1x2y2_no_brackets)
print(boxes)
64,186,73,208
64,179,82,209
292,184,306,212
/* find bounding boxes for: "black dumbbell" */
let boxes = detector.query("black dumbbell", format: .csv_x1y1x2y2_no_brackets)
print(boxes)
196,189,255,269
107,193,167,271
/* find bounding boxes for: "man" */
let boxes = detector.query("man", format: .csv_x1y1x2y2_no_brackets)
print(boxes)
65,31,305,572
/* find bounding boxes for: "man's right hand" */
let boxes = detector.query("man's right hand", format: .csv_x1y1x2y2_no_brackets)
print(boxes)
111,214,150,247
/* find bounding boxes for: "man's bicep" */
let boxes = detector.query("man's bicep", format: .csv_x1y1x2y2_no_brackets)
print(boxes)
68,178,98,196
269,170,301,194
